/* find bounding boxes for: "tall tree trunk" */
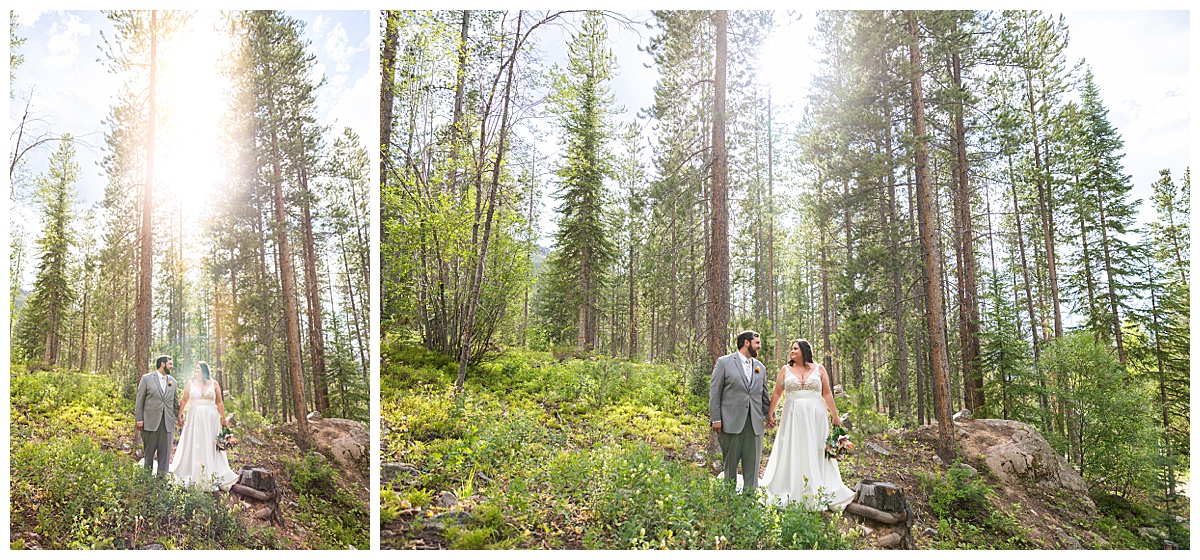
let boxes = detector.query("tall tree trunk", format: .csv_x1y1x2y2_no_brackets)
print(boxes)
1072,171,1100,341
340,232,368,378
767,91,779,365
1008,153,1050,418
577,248,591,351
380,11,399,179
949,46,982,412
456,11,522,394
705,10,730,364
80,279,90,371
135,11,158,377
1094,177,1127,365
299,167,329,413
628,197,637,360
1150,287,1173,500
1024,69,1063,340
883,81,909,422
523,158,535,348
266,69,308,449
907,12,955,461
821,210,833,383
448,10,470,195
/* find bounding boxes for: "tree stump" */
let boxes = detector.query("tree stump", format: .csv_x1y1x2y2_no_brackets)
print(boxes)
231,467,281,525
847,479,915,549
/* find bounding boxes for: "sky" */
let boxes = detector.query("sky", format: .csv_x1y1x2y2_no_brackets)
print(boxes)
8,9,371,288
528,9,1190,245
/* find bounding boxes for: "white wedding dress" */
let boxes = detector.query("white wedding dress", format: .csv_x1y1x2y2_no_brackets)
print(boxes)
757,366,855,511
169,381,239,491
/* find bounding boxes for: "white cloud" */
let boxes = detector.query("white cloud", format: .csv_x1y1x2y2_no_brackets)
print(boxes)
15,10,49,28
44,12,92,72
311,14,329,37
324,23,363,75
324,71,374,149
1062,11,1189,229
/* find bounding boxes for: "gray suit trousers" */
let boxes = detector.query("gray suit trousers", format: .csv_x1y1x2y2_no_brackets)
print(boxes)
143,425,172,476
718,411,763,494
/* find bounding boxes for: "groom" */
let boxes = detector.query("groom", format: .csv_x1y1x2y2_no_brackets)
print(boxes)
135,355,180,476
710,331,774,494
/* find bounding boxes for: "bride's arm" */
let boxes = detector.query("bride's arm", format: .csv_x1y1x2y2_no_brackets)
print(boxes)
214,382,229,428
820,365,842,426
767,367,786,424
178,381,190,425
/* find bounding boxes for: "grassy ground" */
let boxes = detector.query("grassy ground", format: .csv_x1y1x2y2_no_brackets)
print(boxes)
380,339,855,549
9,365,368,550
382,339,1189,550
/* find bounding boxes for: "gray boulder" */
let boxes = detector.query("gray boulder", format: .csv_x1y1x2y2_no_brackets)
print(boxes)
982,420,1096,515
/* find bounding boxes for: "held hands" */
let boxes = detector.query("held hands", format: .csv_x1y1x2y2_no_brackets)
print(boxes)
766,416,777,429
136,421,144,430
712,421,722,433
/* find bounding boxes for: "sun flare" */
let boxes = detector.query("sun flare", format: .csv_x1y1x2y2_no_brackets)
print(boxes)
156,12,226,240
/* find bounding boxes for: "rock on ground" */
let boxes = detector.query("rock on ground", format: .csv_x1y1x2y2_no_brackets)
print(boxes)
979,418,1096,515
308,417,369,469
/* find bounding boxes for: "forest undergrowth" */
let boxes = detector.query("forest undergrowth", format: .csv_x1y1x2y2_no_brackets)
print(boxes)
381,338,854,549
9,366,368,550
381,339,1188,550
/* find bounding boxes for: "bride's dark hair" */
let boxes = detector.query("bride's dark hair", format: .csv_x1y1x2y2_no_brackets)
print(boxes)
788,339,815,367
197,361,211,381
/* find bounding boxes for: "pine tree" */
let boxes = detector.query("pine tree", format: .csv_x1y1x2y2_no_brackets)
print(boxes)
547,11,618,351
1078,69,1142,365
16,135,80,365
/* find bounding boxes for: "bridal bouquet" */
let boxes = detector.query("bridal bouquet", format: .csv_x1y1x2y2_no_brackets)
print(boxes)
825,424,853,460
216,425,239,452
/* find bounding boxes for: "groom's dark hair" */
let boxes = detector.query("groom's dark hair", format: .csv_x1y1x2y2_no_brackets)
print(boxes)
736,331,760,350
155,355,172,370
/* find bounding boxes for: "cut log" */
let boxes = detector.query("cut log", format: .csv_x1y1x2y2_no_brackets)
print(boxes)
846,502,907,525
849,479,916,549
239,467,277,492
855,479,907,513
231,484,275,502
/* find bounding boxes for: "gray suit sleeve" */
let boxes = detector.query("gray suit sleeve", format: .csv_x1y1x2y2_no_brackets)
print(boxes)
171,379,180,419
134,375,146,423
760,362,771,416
709,356,724,423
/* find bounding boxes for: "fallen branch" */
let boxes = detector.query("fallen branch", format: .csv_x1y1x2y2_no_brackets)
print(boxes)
846,502,907,525
231,483,275,502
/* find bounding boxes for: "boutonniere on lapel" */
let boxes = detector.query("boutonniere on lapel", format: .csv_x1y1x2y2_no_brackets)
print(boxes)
168,380,173,387
755,367,761,374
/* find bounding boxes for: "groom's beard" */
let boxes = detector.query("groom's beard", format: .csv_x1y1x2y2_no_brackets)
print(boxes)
748,347,758,358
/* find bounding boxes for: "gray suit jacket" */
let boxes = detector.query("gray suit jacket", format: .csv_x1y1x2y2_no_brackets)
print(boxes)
135,371,179,433
709,352,771,436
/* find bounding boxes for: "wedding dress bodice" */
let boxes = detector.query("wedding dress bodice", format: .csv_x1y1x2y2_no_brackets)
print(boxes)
784,367,822,397
189,381,217,405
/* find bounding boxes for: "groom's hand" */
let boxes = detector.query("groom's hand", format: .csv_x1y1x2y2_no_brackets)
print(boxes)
712,421,722,433
136,421,144,430
766,417,776,429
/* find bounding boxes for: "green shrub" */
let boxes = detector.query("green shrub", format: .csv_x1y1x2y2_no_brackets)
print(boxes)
917,465,994,520
380,342,855,550
284,453,368,549
10,437,267,549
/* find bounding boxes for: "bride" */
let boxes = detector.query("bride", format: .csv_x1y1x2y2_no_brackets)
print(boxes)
758,339,855,511
169,361,239,491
